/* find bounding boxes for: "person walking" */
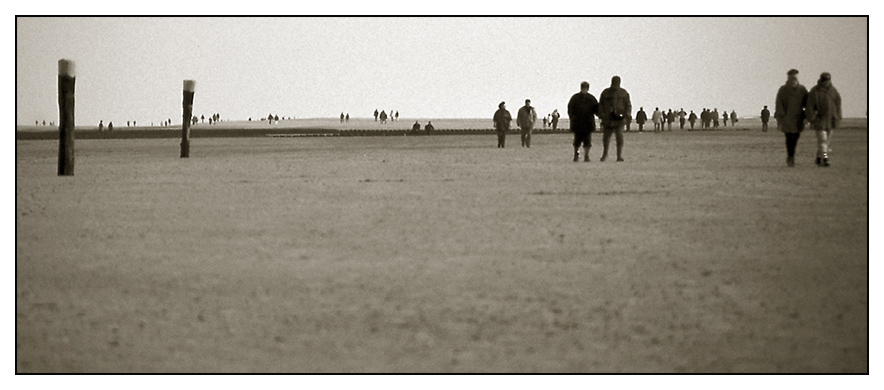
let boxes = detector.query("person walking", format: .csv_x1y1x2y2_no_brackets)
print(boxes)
775,69,809,167
730,110,738,127
666,109,675,131
678,108,687,129
108,122,113,133
722,111,729,127
806,72,842,167
688,110,697,130
346,113,350,123
412,121,421,131
652,107,663,133
712,109,720,129
598,76,631,162
395,111,399,121
542,115,548,129
340,112,345,123
635,107,648,132
374,109,379,121
551,109,560,131
761,105,771,132
567,81,599,161
493,102,513,148
98,120,104,133
379,110,388,124
425,121,435,131
517,99,537,148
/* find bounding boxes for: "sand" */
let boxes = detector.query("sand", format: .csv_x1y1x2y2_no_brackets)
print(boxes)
15,128,868,372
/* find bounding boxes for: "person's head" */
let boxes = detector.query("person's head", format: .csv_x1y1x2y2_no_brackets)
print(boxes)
764,105,768,109
787,68,799,84
611,76,621,88
639,107,643,111
524,99,531,107
818,72,832,88
428,121,432,124
580,81,589,92
498,101,506,109
655,107,659,110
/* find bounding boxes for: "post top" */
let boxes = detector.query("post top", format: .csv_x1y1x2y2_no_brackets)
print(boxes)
58,59,75,77
183,80,196,92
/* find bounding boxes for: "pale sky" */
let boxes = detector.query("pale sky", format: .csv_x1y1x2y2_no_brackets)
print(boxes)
16,16,868,126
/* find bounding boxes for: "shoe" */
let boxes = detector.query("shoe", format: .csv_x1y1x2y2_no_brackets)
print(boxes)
573,151,579,162
787,157,795,167
584,154,590,162
821,158,830,167
600,155,607,162
617,157,624,162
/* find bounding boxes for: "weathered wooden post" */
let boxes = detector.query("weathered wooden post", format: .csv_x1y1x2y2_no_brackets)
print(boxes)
181,80,196,158
57,59,75,176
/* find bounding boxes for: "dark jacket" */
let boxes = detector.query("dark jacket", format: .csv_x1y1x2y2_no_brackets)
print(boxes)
761,108,771,122
517,106,537,129
598,77,632,128
635,110,647,124
567,92,599,132
775,82,808,133
493,108,512,131
806,83,842,131
412,122,421,131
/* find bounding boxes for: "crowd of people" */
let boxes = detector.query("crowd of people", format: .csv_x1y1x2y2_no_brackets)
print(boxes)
374,109,400,123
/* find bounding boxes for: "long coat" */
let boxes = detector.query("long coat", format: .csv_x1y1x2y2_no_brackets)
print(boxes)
775,82,809,133
806,84,842,131
635,110,647,124
493,108,512,131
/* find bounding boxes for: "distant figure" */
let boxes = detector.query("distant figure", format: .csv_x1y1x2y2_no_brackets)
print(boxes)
345,113,350,122
193,116,199,125
700,109,708,129
807,72,841,167
274,115,279,123
43,120,46,126
395,111,399,121
389,110,394,121
730,110,738,126
666,109,675,131
35,120,38,126
678,108,686,129
775,68,809,167
598,76,631,162
127,121,130,127
201,115,205,124
712,109,720,129
374,109,379,121
168,118,171,127
425,121,435,131
493,101,512,148
688,110,697,130
517,99,537,148
722,111,728,127
568,81,599,161
551,109,560,130
208,118,213,125
133,120,136,127
635,107,647,132
98,120,104,132
760,105,771,132
412,121,421,131
652,107,663,132
341,112,345,123
542,115,548,129
379,110,388,124
108,122,114,133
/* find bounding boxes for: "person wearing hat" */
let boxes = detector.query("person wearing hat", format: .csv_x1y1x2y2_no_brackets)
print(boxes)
598,76,632,162
760,106,771,132
568,81,600,161
806,72,842,167
517,99,537,148
493,101,512,148
775,68,809,167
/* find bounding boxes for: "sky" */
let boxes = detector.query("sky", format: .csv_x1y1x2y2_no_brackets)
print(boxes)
15,16,868,126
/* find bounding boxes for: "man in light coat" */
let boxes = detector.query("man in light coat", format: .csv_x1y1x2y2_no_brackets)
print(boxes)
652,107,663,133
806,72,842,167
775,68,809,167
517,99,537,148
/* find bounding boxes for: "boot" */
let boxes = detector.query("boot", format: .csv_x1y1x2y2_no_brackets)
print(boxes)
573,149,579,162
584,148,590,162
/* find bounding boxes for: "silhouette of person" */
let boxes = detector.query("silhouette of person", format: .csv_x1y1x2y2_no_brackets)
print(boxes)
760,105,771,132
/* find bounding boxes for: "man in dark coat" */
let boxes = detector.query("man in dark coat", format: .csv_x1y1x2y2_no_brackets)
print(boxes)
374,109,379,121
517,99,537,148
806,72,842,167
493,102,513,148
567,81,599,161
551,109,560,131
775,68,809,167
379,110,388,124
412,121,421,131
598,76,631,162
425,121,435,131
760,105,771,132
635,107,648,132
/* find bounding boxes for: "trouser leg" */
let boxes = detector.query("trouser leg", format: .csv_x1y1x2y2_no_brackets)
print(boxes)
614,126,624,158
816,129,829,159
785,132,800,157
602,128,612,159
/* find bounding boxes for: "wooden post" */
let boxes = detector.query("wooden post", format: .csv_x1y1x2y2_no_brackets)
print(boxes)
181,80,195,158
57,59,75,175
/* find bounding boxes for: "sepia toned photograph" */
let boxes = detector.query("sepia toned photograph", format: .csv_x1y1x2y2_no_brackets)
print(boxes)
15,13,868,374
